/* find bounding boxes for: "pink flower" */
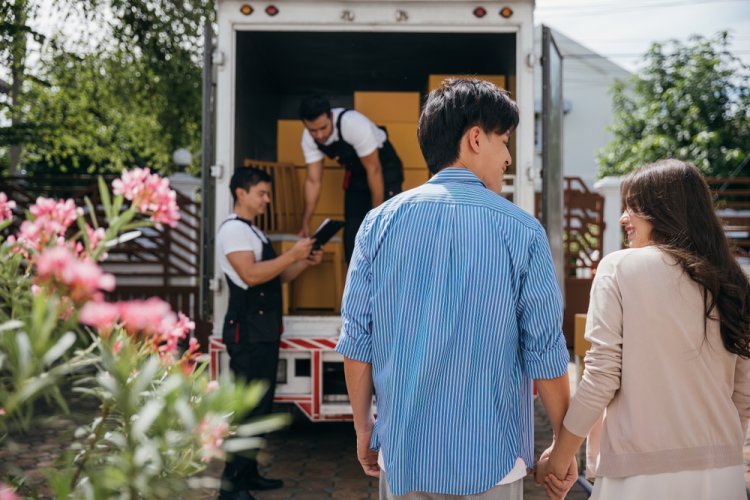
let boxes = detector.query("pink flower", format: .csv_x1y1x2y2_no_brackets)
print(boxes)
0,408,5,416
113,340,123,354
0,483,19,500
85,225,107,255
196,415,230,463
179,337,201,375
12,198,83,253
113,168,180,227
206,381,219,393
118,297,175,336
0,193,16,222
36,246,115,304
157,312,195,356
80,301,120,335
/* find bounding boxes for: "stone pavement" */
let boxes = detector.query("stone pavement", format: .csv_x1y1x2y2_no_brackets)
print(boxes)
2,371,750,499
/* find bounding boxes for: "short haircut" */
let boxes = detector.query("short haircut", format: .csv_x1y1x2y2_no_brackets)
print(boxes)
418,78,520,174
229,166,272,203
299,95,332,122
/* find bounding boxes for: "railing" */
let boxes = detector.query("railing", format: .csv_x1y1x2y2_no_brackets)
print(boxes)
707,177,750,257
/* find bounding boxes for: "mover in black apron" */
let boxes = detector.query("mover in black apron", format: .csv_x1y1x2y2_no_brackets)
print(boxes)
298,95,404,262
217,167,323,500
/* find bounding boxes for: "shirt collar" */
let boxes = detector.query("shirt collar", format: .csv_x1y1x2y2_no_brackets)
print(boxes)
427,167,487,188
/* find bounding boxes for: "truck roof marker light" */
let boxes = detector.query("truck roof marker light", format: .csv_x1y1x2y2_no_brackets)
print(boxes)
265,5,279,16
499,6,513,18
473,7,487,18
240,4,253,15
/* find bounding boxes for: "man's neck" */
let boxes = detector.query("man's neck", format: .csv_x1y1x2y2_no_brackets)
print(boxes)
234,206,256,221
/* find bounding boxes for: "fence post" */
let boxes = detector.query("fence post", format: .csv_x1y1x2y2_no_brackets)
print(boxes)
594,176,623,257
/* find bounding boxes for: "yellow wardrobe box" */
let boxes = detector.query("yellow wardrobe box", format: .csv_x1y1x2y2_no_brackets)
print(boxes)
428,74,506,91
353,91,421,123
381,122,425,169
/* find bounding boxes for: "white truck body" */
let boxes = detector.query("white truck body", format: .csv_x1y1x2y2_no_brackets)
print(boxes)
209,0,544,421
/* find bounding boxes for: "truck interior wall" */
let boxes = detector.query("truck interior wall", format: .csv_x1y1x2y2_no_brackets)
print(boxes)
234,31,516,167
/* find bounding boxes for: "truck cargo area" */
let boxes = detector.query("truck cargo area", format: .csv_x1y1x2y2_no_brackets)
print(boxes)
234,31,517,163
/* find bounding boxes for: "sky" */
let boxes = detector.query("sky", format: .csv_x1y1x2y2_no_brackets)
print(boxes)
535,0,750,73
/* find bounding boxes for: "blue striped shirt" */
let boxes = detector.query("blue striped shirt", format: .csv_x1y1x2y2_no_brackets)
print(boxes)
336,167,569,496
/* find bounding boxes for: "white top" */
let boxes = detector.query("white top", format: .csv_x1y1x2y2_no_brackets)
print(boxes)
216,214,268,289
301,108,387,165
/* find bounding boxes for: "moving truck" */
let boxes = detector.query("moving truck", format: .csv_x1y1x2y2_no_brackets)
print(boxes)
205,0,564,421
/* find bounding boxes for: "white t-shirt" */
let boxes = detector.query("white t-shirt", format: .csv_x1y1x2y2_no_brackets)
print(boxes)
301,108,387,165
216,214,268,289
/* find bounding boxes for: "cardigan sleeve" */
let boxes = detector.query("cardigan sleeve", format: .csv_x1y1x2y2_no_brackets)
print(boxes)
732,355,750,433
563,257,624,438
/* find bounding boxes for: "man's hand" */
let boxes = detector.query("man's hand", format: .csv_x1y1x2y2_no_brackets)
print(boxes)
306,249,324,266
355,427,380,477
289,238,315,261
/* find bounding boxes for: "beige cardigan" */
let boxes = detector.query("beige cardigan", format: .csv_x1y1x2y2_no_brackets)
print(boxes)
564,246,750,478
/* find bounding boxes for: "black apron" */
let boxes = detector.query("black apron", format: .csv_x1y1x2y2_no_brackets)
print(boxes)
315,109,404,192
221,217,283,345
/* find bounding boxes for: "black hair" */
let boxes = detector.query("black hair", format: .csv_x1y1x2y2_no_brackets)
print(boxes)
229,167,272,204
418,78,519,174
299,95,332,122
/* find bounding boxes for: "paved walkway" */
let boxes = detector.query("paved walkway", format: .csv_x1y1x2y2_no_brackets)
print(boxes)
2,366,750,499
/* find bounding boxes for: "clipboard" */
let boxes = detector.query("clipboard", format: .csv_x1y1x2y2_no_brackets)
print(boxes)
312,218,345,249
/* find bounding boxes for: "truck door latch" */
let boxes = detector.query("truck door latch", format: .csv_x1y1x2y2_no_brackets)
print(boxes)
340,10,355,22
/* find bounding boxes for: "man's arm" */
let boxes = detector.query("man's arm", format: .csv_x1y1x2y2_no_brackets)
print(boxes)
344,357,379,477
226,237,314,286
360,151,384,207
281,249,323,283
300,161,324,237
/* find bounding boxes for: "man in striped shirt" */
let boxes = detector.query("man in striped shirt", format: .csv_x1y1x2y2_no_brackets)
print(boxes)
336,79,577,499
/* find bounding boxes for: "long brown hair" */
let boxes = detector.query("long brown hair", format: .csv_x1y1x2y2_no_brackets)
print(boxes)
622,159,750,358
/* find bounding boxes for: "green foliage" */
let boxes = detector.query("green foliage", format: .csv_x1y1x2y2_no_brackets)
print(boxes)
1,0,214,175
598,32,750,178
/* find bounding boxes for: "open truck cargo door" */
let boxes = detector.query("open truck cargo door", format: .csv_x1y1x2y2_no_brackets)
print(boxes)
541,25,565,299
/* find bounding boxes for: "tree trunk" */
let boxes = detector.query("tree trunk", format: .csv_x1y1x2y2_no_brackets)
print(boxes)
8,0,29,175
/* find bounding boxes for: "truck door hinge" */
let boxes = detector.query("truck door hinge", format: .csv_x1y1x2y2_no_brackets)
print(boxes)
210,164,224,179
340,10,355,22
212,49,225,67
395,9,408,22
209,277,223,293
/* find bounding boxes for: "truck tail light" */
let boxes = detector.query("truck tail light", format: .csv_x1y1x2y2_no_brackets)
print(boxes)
265,5,279,16
239,4,253,15
500,6,513,18
473,7,487,18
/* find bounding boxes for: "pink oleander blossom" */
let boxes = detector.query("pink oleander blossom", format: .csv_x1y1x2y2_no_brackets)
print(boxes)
0,193,16,222
118,297,175,336
12,198,82,253
179,337,201,375
80,301,120,335
85,225,107,255
157,312,195,356
0,483,19,500
196,414,230,463
36,246,115,304
112,168,180,228
206,381,219,393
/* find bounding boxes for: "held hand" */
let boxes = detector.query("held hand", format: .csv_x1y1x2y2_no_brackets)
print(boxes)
534,456,551,485
355,428,380,478
544,457,578,500
289,238,315,261
306,249,324,266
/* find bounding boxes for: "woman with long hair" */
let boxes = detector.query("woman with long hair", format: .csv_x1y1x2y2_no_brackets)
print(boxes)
536,159,750,499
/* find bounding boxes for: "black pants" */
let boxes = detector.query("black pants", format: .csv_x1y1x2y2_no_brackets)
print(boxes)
220,340,280,492
344,185,401,262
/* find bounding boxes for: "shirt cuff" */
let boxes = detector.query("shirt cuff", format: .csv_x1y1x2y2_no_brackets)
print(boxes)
522,337,569,379
335,330,373,363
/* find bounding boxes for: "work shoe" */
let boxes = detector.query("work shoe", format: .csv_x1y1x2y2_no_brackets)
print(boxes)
217,489,257,500
246,475,284,491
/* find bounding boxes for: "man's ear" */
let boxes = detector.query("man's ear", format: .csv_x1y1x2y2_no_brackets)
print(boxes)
467,126,482,154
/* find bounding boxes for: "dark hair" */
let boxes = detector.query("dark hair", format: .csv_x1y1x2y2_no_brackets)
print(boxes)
622,159,750,357
417,78,519,174
229,167,272,204
299,95,332,122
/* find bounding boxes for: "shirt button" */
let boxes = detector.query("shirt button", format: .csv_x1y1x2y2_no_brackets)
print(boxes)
258,310,264,315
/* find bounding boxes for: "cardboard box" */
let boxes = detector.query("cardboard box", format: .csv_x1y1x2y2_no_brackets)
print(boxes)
354,91,421,123
294,166,344,216
382,122,426,169
428,74,506,91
